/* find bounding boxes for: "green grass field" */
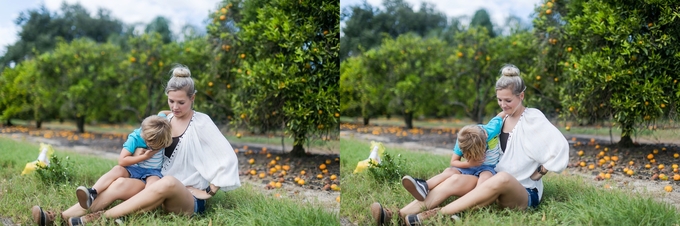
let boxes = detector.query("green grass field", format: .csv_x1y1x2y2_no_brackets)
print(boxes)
0,137,338,225
340,138,680,225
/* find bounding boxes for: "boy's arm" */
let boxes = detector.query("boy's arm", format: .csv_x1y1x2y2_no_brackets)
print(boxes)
450,153,481,168
482,113,505,141
118,148,157,166
158,110,172,117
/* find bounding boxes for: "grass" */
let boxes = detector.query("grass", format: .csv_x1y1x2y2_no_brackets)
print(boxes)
0,137,338,225
340,138,680,225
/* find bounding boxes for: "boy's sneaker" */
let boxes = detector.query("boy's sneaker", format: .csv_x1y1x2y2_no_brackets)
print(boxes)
401,175,429,201
76,186,97,209
404,208,440,226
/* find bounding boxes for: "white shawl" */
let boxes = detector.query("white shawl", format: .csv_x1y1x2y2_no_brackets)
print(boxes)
494,108,569,200
162,111,241,192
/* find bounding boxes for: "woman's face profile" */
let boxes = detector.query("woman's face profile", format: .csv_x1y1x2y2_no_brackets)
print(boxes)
496,88,522,115
167,90,194,118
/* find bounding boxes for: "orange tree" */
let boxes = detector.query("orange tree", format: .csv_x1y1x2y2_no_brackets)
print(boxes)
33,38,122,132
559,0,680,146
362,33,448,128
340,53,389,126
210,0,339,156
0,60,35,125
117,33,181,121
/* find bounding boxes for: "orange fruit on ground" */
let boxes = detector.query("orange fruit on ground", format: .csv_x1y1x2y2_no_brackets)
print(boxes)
300,170,306,175
579,161,587,167
294,177,300,182
664,185,673,192
250,169,257,175
674,174,680,181
325,159,332,165
604,173,611,179
336,196,340,202
674,153,679,158
297,179,305,185
659,174,668,181
275,182,282,188
627,170,634,176
319,164,327,170
588,164,595,170
317,174,323,179
647,154,654,160
270,168,277,174
673,164,678,169
629,161,634,166
330,184,340,191
577,150,584,156
650,159,656,164
266,153,272,158
248,158,255,164
269,160,276,166
645,164,651,169
658,164,665,170
611,156,619,161
653,149,659,154
275,165,282,170
259,172,266,178
282,165,290,171
603,156,611,161
330,174,337,180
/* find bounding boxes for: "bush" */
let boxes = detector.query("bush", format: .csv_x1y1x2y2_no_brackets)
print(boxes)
35,155,74,185
367,152,406,183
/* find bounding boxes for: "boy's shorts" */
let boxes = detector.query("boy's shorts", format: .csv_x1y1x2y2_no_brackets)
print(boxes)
452,165,497,177
124,165,163,183
526,187,540,208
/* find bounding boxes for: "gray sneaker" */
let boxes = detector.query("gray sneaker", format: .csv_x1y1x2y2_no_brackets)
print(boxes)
402,175,429,201
76,186,97,209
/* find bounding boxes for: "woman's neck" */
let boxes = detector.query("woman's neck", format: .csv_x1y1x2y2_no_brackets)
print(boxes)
509,105,526,119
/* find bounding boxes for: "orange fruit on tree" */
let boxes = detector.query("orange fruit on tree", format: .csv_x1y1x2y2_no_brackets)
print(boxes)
240,53,246,59
545,9,552,15
220,15,226,21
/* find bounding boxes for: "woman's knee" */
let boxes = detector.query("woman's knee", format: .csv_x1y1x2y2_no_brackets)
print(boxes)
152,176,183,194
483,172,517,190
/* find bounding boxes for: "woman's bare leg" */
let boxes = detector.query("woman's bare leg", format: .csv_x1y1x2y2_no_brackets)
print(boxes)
144,176,161,188
426,167,460,189
440,172,528,215
102,176,195,218
62,178,145,218
399,174,478,217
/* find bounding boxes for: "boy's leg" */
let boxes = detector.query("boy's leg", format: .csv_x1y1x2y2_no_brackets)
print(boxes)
92,165,130,193
476,171,493,187
427,167,460,189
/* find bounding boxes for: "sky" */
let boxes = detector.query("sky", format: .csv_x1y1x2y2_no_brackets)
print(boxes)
340,0,543,31
0,0,222,55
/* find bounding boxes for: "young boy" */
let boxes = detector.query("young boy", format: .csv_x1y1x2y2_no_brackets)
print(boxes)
401,112,505,201
75,115,172,209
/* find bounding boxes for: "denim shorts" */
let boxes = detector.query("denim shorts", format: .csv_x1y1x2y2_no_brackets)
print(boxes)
526,188,540,209
193,196,206,215
452,165,497,177
124,165,163,183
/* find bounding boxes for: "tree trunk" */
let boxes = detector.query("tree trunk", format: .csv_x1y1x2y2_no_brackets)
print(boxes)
363,117,370,126
618,123,635,147
404,112,413,129
76,116,86,133
290,134,307,157
36,120,42,129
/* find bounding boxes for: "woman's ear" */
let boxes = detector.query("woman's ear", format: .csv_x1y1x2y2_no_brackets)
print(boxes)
520,92,525,101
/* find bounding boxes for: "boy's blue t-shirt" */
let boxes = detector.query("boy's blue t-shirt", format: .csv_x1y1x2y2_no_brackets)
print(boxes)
122,129,164,170
453,116,503,166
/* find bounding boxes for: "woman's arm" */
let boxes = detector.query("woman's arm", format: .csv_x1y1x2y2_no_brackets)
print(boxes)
186,183,219,200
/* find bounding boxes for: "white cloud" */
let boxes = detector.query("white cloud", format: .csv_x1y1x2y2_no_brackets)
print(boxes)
0,23,17,56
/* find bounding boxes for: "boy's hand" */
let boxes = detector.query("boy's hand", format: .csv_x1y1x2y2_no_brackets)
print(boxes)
497,111,507,118
140,149,160,159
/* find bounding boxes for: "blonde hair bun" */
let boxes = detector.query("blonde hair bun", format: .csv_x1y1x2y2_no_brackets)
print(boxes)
500,64,520,77
171,66,191,78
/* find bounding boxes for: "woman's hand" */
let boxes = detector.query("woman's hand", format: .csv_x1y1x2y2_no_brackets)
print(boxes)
187,184,219,200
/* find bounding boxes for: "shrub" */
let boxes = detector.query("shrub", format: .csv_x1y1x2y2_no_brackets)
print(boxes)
35,155,74,185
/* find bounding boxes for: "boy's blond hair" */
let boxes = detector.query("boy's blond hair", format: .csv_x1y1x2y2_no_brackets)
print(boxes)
140,115,172,151
457,125,487,163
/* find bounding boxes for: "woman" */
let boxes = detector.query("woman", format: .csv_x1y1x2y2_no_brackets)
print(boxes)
370,64,569,225
32,65,241,226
